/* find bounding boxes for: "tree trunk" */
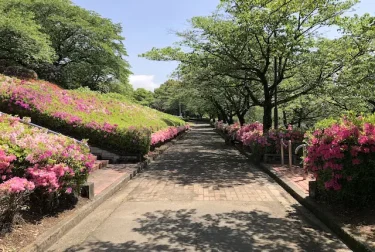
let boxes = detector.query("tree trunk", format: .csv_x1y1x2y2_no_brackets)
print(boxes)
238,113,246,126
282,110,288,128
274,86,278,129
263,102,273,132
215,103,229,123
218,113,223,122
273,42,278,129
227,116,234,125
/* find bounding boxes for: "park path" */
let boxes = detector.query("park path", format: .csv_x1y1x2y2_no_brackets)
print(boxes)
49,124,349,252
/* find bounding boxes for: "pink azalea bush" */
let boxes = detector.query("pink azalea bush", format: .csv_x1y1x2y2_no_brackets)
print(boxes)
267,125,305,154
0,113,96,224
151,125,190,147
225,122,241,140
0,75,186,156
0,177,35,230
214,121,227,132
236,122,263,142
215,121,305,163
237,122,269,162
0,149,17,181
305,114,375,205
214,121,267,162
0,177,35,194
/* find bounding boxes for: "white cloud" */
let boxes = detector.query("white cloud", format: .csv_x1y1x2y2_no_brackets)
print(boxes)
129,75,159,92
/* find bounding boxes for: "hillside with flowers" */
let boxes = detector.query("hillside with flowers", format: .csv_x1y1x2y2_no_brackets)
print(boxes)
0,75,188,156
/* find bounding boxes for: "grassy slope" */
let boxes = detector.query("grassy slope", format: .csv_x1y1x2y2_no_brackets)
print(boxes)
0,74,185,132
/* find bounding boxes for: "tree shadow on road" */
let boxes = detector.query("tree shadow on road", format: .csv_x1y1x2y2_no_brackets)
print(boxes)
65,206,347,252
143,126,275,188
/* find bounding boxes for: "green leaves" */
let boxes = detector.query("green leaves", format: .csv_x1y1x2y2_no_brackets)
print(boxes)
0,3,54,65
0,0,131,93
140,47,187,62
142,0,373,129
133,88,154,107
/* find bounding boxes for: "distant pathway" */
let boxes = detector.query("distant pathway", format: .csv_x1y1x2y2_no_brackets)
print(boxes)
50,123,349,252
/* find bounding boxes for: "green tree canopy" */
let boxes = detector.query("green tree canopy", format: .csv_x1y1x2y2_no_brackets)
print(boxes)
142,0,371,131
0,0,132,94
0,1,54,68
133,88,154,107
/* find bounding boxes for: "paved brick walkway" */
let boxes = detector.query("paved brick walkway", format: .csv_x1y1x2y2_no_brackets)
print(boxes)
88,164,139,195
49,123,349,252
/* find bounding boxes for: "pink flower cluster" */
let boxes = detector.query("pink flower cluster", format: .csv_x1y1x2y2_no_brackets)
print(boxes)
305,116,375,191
216,121,305,154
236,122,263,142
0,75,122,136
0,150,16,180
214,121,227,132
226,122,241,137
27,164,74,192
0,177,35,194
0,113,95,195
151,125,189,146
242,130,269,147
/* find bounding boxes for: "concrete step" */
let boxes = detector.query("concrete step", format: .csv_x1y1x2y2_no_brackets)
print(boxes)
88,164,140,196
91,160,110,172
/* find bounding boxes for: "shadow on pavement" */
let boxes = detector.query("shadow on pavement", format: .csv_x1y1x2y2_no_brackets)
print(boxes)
65,206,346,251
143,124,275,188
63,124,348,252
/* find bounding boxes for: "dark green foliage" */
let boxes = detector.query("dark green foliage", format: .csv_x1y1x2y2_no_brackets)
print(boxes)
133,88,154,107
3,66,38,79
0,0,132,94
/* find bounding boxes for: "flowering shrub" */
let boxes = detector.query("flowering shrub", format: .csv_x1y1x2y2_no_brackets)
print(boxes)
237,123,268,162
267,125,305,154
305,115,375,205
0,178,35,231
214,121,267,162
214,121,241,139
215,121,305,163
0,75,186,156
236,122,263,142
151,125,190,147
225,122,241,140
214,121,228,132
0,177,35,194
0,113,95,225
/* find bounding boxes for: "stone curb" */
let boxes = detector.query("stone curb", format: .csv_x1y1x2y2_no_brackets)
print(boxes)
214,128,373,252
21,130,189,252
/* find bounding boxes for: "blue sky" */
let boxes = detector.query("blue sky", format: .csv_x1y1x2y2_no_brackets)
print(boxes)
72,0,374,91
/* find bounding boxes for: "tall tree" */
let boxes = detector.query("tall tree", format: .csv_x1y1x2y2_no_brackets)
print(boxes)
142,0,368,131
0,0,54,68
0,0,132,93
153,80,181,114
133,88,154,107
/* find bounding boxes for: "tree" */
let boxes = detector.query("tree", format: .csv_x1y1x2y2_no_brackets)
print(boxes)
178,60,254,124
0,0,132,93
0,1,54,69
280,95,338,128
153,80,181,114
142,0,368,131
133,88,154,107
